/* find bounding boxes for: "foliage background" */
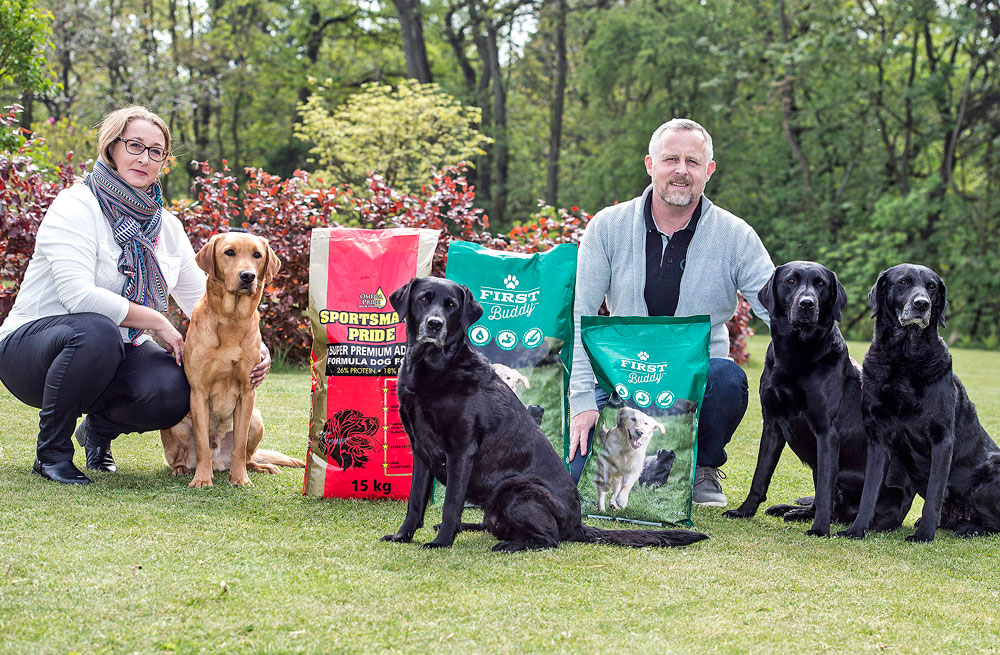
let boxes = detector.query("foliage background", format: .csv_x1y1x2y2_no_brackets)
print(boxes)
1,0,998,346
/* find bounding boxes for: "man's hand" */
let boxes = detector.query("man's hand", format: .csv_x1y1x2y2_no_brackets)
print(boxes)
251,343,271,388
569,410,599,461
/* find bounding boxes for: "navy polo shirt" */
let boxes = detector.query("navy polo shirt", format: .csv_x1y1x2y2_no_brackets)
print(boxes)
643,194,702,317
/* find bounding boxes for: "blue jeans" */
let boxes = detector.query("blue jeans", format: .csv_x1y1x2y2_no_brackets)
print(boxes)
0,313,190,463
570,358,748,483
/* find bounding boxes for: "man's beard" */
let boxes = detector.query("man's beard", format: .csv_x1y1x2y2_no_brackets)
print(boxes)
658,179,696,207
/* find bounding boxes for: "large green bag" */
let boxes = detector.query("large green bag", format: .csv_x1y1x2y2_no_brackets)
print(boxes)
444,241,578,463
579,315,710,526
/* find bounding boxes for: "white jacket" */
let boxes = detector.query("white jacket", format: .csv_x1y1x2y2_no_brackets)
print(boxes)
0,183,206,343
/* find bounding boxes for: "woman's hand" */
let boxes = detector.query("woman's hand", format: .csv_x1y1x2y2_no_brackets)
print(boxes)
251,343,271,388
154,321,185,366
122,302,185,365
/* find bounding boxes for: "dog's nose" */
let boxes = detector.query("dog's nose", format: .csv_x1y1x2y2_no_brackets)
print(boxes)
799,297,815,309
425,317,444,331
913,297,930,311
239,271,256,284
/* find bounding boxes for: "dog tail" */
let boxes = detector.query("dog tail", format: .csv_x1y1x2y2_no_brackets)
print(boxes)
252,449,306,468
576,524,707,548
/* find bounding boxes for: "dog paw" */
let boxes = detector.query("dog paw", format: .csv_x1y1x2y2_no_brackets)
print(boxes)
835,528,865,540
188,476,213,488
805,527,830,538
171,466,192,476
722,509,753,519
380,533,413,543
421,540,452,549
905,533,934,543
230,474,253,487
783,509,815,523
954,523,983,538
492,541,528,553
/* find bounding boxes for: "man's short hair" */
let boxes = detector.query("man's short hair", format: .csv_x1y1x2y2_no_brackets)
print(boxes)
648,118,714,163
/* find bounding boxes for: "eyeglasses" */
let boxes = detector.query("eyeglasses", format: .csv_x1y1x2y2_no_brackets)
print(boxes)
115,137,169,162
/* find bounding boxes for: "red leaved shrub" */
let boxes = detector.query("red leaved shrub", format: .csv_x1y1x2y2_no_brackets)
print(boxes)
726,293,755,365
0,105,85,319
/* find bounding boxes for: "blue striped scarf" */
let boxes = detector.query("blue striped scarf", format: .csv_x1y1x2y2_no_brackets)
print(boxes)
86,157,168,344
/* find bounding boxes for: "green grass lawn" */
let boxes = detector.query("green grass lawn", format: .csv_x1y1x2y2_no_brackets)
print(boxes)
2,335,999,654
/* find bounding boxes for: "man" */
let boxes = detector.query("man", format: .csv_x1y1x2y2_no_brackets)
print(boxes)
569,118,774,507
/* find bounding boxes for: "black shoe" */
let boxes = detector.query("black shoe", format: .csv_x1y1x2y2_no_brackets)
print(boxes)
32,459,91,485
75,419,117,472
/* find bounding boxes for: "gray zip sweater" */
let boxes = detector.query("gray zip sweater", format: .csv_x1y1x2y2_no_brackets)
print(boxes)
570,186,774,416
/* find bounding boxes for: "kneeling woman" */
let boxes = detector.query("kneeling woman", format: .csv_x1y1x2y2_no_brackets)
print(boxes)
0,106,270,484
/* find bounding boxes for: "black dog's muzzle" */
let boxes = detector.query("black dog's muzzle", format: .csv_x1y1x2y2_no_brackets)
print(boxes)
789,291,819,326
898,294,931,329
417,315,447,347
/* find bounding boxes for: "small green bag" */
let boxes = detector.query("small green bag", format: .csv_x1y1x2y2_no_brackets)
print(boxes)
444,240,577,463
579,315,710,526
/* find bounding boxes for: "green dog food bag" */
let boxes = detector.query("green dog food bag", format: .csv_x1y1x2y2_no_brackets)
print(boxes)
444,241,577,463
579,315,710,527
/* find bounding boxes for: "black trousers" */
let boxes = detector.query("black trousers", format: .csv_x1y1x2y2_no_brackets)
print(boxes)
0,313,190,463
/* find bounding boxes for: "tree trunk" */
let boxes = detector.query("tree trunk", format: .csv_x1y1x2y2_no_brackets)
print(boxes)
392,0,433,83
486,24,507,226
545,0,568,205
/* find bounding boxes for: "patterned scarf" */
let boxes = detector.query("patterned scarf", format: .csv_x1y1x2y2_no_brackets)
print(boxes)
86,157,168,344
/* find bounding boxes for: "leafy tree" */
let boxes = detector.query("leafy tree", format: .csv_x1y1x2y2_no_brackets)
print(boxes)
296,79,492,191
0,0,54,93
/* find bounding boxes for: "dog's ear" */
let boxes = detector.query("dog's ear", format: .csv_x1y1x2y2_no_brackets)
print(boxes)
653,420,665,434
263,242,281,284
869,269,890,319
459,283,484,332
935,274,948,328
829,268,847,323
195,236,218,278
757,265,782,316
389,278,418,321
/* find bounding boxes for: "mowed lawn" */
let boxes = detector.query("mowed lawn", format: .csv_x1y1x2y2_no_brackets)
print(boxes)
1,335,998,654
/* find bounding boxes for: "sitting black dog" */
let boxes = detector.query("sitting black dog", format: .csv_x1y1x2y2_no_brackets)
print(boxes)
638,448,676,489
838,264,1000,542
724,261,914,536
381,276,707,552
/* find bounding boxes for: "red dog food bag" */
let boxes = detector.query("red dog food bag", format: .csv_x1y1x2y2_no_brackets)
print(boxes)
303,227,439,499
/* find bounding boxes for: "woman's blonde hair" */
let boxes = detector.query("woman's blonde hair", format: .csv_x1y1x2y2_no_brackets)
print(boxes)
96,105,171,168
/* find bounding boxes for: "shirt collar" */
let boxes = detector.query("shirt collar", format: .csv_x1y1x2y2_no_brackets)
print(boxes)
643,193,703,236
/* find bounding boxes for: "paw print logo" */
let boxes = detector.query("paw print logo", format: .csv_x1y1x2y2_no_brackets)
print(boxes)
504,275,519,289
638,351,649,361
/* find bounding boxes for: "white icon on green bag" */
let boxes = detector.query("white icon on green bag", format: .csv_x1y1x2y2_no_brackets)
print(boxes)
469,325,491,346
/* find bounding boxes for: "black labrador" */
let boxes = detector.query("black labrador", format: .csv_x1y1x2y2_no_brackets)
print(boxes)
723,261,914,536
838,264,1000,542
381,276,707,552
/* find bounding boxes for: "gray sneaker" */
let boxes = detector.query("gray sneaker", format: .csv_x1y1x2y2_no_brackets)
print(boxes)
693,466,727,507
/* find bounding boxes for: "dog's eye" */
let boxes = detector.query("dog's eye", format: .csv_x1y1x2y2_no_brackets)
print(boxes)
417,295,430,303
927,281,937,290
253,251,263,259
897,278,909,286
816,279,826,287
445,299,457,309
786,277,797,285
224,248,235,257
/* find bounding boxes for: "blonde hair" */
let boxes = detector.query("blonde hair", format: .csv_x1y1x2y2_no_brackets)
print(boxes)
96,105,171,168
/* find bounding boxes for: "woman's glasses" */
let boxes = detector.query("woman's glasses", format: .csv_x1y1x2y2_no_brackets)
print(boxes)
116,137,168,162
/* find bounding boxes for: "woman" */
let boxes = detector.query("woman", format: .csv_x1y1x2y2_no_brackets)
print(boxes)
0,106,270,484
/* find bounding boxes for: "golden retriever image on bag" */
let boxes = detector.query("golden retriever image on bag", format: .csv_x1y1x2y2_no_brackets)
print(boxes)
160,232,304,486
594,407,665,511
